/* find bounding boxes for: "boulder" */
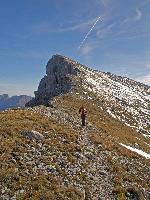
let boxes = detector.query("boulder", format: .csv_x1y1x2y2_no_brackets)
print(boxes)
22,130,44,140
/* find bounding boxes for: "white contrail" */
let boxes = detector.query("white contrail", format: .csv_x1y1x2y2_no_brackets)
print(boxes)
78,16,101,49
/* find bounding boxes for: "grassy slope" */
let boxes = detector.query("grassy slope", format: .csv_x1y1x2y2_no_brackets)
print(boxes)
0,93,150,199
0,109,83,199
54,94,150,199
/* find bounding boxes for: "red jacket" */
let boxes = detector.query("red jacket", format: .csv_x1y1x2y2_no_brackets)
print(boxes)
79,107,87,117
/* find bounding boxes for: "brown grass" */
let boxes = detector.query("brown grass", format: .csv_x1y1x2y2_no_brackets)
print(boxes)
0,92,149,199
52,93,150,199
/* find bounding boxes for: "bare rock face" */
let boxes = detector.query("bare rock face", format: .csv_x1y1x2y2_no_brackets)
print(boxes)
27,54,80,106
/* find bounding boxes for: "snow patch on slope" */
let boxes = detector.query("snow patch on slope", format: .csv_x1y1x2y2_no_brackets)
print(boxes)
81,67,150,136
120,143,150,159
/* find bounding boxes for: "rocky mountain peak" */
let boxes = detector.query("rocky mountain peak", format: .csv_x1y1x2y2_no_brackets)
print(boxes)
1,55,150,199
28,55,81,106
46,54,80,76
27,54,150,136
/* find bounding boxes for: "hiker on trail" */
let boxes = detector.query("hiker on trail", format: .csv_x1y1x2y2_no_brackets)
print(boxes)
79,105,87,126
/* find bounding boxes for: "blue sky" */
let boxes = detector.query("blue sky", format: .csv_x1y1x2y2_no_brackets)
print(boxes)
0,0,150,96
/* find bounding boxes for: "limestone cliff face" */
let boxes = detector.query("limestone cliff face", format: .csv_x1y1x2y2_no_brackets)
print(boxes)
28,54,80,106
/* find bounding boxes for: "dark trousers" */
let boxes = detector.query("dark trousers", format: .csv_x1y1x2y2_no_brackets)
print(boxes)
81,115,86,126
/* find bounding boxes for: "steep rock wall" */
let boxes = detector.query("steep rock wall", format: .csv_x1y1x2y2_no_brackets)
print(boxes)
27,55,80,106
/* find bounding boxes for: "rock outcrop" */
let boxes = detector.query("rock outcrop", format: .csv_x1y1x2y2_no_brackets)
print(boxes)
27,54,80,106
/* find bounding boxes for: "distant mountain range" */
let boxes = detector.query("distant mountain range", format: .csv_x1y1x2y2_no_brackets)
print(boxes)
0,94,32,111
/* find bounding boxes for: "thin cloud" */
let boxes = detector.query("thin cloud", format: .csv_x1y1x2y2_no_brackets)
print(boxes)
0,50,49,60
96,22,116,39
79,42,96,55
135,8,142,21
78,16,102,49
0,83,34,96
32,17,99,34
136,74,150,85
59,17,99,32
123,7,142,24
16,51,50,59
111,30,150,41
78,22,116,55
146,64,150,68
97,0,111,8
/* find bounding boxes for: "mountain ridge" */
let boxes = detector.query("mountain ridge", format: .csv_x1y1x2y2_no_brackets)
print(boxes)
1,54,150,199
27,54,150,137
